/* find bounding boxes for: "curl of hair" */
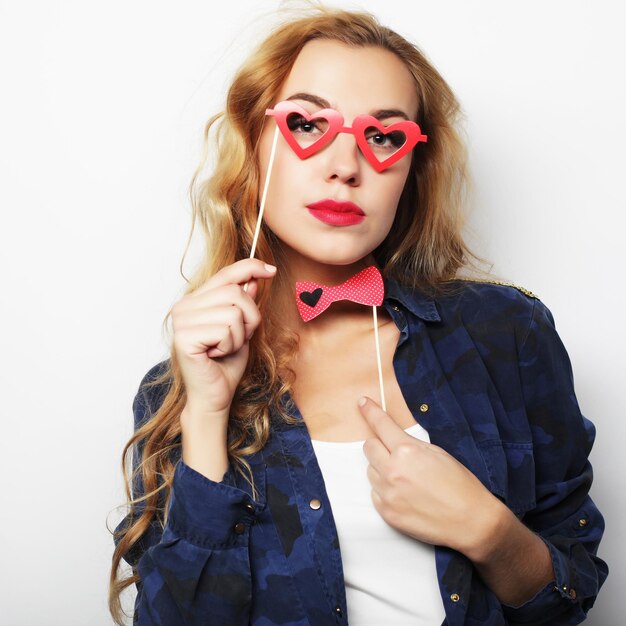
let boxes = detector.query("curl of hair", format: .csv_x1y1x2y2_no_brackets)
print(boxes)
109,5,484,623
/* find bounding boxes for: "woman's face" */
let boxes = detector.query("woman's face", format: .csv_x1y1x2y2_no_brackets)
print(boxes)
258,40,419,269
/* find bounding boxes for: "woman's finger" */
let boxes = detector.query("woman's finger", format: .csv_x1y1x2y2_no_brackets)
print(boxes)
194,258,276,296
358,396,414,452
187,305,246,351
175,324,235,358
362,437,390,471
176,285,263,338
366,462,384,491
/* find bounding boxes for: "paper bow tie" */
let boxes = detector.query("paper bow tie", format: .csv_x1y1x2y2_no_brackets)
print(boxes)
295,266,384,322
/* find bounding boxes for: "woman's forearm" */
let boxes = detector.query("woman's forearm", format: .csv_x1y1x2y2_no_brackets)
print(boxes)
180,406,230,482
465,500,555,607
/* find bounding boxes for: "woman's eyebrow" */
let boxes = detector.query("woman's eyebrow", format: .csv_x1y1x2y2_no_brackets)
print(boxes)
286,92,330,110
286,92,411,121
372,108,410,121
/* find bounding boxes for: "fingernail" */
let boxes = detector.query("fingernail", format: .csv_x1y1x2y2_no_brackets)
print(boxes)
358,397,367,407
264,263,277,272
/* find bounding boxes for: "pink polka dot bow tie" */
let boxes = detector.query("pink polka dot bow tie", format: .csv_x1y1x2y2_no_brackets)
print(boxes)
295,265,385,322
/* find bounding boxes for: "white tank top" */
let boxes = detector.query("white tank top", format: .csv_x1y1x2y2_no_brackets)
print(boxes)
311,423,446,625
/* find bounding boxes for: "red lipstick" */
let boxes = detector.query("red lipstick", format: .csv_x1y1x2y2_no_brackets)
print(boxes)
306,199,365,226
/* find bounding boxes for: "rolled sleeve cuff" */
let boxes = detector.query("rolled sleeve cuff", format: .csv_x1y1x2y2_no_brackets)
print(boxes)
166,460,257,548
502,539,588,624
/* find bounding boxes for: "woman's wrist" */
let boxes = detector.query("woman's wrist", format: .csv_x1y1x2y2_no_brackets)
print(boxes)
180,406,231,482
458,495,556,606
459,495,516,565
180,404,230,429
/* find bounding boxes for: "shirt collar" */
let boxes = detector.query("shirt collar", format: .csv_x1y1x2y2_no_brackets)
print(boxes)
383,276,441,322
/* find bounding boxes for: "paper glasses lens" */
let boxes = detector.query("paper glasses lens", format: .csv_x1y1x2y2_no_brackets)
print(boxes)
364,127,407,158
286,113,331,147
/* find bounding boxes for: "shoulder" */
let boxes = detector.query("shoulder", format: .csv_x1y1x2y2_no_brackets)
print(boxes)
133,359,172,426
388,274,550,333
447,277,539,301
435,277,544,320
138,358,171,388
428,278,555,349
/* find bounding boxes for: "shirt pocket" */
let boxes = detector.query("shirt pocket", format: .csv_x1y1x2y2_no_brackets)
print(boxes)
477,440,536,517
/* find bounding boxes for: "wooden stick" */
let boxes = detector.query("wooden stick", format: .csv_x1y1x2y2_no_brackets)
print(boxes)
243,125,279,292
373,305,386,411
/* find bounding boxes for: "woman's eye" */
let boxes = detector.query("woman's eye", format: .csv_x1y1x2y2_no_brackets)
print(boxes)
366,129,405,151
287,114,326,135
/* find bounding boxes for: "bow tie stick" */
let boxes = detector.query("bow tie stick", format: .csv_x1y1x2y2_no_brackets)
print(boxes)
296,268,387,411
243,124,280,293
372,305,387,412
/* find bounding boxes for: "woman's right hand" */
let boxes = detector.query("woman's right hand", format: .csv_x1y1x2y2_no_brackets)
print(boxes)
170,258,277,420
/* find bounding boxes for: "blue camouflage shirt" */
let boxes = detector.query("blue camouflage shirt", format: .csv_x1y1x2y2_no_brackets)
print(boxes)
117,278,608,625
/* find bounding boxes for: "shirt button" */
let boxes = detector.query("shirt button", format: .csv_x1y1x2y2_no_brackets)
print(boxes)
309,498,322,510
392,305,400,312
233,522,246,534
419,403,429,413
334,606,342,615
244,503,255,513
578,518,588,527
450,593,460,603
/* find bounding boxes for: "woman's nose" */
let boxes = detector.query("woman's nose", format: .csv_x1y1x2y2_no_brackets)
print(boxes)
323,131,362,185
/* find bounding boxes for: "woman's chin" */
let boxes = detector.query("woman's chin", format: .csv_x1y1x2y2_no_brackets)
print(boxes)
301,252,375,268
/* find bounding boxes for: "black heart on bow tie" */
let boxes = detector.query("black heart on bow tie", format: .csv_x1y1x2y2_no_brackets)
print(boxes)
299,288,323,307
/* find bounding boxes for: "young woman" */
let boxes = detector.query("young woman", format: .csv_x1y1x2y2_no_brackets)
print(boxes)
110,6,608,625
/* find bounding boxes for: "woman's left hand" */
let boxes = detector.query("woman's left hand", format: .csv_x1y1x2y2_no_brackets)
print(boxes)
358,396,507,560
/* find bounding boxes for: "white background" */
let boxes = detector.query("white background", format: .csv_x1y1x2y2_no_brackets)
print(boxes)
0,1,623,624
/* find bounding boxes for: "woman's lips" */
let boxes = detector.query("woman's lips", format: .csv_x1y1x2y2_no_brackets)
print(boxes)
306,200,365,226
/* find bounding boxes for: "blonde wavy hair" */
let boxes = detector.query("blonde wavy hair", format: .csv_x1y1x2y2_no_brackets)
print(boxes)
109,4,481,623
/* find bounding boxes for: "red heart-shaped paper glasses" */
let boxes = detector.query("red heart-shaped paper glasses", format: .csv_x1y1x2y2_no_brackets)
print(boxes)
265,100,428,172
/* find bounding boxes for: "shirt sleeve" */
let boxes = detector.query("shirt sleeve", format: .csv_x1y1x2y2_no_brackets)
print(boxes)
114,364,256,626
502,298,609,624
